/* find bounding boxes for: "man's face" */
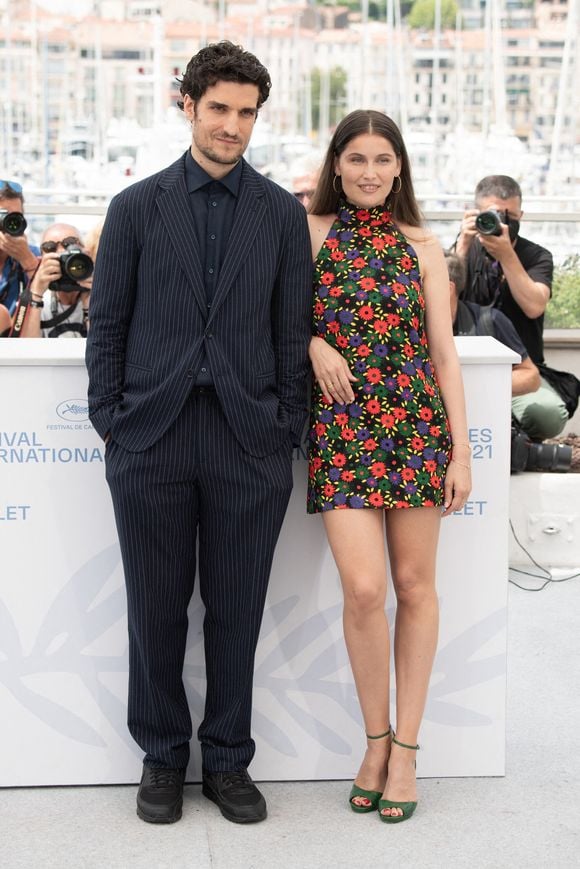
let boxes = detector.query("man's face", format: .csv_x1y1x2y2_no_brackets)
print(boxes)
0,196,24,216
292,172,319,209
183,81,259,177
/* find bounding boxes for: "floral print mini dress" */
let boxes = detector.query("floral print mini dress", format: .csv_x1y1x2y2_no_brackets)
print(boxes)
307,200,451,513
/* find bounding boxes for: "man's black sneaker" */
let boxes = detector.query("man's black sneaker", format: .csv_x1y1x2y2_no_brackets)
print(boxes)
136,766,185,824
202,769,267,824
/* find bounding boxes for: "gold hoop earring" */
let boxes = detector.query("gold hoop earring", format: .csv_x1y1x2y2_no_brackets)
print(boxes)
332,174,342,194
392,175,402,194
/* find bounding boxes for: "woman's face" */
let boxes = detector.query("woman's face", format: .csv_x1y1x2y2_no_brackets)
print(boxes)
334,133,401,209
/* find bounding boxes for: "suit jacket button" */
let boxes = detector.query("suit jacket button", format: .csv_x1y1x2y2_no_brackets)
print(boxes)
205,331,213,338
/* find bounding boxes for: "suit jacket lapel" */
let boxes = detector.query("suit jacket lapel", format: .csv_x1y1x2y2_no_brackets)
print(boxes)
156,155,207,315
208,161,266,322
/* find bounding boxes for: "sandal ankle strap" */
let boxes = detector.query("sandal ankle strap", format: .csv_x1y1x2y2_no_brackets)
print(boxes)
365,725,392,740
392,735,420,750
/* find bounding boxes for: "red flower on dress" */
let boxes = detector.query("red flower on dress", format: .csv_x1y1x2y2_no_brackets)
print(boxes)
373,320,388,335
400,256,413,270
397,374,410,388
393,407,407,421
370,461,386,478
341,470,355,482
332,453,347,467
324,483,336,496
325,237,339,250
359,306,374,320
364,438,378,450
411,437,424,451
331,250,345,262
327,321,340,334
353,257,366,269
420,407,433,421
429,425,441,437
381,413,395,428
425,460,437,473
366,399,381,414
315,423,326,436
401,468,415,481
387,313,401,327
357,345,371,357
366,367,382,384
336,334,349,348
360,277,376,291
393,282,406,295
321,272,335,285
335,413,349,425
369,493,384,506
343,428,355,441
372,237,386,250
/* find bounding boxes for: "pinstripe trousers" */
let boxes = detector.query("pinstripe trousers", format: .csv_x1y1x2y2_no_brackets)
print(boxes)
105,388,294,772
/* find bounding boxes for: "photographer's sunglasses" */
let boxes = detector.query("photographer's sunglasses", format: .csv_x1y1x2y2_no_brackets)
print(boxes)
40,236,81,254
0,179,23,194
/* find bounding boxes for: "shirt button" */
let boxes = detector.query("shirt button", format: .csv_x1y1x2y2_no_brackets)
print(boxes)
208,267,214,274
210,233,216,240
201,367,207,373
211,201,217,207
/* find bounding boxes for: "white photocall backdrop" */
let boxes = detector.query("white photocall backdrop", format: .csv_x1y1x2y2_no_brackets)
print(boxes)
0,337,518,786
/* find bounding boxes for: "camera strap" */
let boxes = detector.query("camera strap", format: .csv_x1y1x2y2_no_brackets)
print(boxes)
42,298,87,338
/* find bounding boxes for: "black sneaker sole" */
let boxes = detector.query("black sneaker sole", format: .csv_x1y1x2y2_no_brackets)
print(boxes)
202,783,267,824
136,803,183,824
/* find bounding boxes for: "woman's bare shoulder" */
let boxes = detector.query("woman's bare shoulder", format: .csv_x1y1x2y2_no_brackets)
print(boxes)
308,212,336,260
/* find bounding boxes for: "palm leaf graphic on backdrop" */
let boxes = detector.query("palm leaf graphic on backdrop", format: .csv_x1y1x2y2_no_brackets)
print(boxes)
0,549,506,748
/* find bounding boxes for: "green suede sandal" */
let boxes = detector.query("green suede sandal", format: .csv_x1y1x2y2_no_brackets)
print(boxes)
349,726,392,814
378,735,420,824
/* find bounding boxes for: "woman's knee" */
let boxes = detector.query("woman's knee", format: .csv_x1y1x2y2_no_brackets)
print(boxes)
343,577,386,619
392,569,434,606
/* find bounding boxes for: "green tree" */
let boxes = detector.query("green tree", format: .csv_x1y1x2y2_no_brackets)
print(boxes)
311,67,348,133
545,256,580,329
408,0,458,30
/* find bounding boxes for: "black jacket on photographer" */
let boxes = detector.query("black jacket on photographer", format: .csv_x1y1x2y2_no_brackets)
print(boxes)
464,236,553,365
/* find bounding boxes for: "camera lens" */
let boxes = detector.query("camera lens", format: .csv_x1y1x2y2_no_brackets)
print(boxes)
61,251,94,281
0,211,27,237
525,442,572,472
475,210,503,236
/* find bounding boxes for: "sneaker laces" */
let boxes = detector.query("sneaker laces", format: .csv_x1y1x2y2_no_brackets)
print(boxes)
148,768,182,789
221,770,253,793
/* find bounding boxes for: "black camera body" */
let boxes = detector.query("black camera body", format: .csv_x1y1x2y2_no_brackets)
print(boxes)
0,209,27,237
49,247,94,293
475,208,508,237
511,416,572,474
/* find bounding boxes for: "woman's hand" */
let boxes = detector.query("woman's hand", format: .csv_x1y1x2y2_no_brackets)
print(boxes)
441,455,472,518
309,337,358,404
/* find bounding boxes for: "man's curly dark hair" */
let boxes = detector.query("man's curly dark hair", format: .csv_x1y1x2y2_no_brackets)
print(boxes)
177,41,271,111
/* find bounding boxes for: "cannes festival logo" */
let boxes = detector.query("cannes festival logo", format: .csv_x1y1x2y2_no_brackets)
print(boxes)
56,399,89,421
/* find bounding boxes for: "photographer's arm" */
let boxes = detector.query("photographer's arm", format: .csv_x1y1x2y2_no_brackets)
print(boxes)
19,253,60,338
0,232,40,274
454,209,479,260
512,356,541,396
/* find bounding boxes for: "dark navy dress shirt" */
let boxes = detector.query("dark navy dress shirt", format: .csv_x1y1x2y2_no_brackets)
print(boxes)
184,150,242,385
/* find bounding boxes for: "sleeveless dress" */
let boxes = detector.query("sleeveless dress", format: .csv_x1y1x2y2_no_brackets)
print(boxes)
307,201,451,514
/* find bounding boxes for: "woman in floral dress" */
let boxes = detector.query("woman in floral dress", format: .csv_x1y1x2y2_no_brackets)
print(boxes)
307,110,471,822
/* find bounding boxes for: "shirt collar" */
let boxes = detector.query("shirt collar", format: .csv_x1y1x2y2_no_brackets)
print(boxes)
185,150,242,197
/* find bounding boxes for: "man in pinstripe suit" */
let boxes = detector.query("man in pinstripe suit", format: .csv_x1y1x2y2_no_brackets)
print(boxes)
85,42,312,825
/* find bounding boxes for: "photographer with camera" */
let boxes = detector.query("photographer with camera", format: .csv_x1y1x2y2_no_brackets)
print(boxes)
455,174,579,441
0,179,40,316
20,222,93,338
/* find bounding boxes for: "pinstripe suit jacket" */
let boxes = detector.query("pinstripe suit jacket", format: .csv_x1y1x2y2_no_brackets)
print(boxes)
85,153,312,457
